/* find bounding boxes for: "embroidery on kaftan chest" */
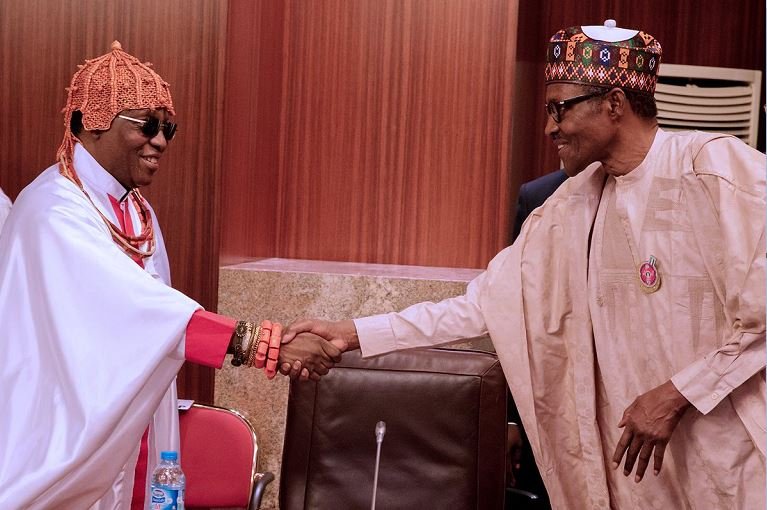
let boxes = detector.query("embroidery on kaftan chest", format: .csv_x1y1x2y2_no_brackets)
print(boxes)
596,175,725,360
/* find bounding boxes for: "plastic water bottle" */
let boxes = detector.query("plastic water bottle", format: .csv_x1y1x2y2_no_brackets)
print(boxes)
150,450,185,510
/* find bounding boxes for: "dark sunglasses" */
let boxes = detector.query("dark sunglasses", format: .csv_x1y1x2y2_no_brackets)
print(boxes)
544,88,609,123
117,114,178,141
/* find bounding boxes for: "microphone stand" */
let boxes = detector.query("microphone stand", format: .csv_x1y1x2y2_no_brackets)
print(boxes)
371,421,386,510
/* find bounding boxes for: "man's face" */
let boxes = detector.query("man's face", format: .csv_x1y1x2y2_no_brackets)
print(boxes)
544,83,614,176
92,108,172,189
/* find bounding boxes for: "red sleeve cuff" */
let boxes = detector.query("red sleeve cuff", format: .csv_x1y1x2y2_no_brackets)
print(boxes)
185,310,235,368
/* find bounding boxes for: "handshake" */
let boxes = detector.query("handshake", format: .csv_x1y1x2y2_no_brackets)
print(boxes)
276,318,360,381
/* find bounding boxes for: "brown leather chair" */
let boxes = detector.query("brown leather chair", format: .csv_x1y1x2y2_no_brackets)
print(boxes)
280,348,507,509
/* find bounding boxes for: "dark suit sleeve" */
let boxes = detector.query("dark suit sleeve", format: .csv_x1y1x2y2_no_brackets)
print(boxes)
511,182,530,243
512,169,568,243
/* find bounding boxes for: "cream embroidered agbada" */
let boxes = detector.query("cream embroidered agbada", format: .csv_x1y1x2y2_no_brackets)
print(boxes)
354,130,766,509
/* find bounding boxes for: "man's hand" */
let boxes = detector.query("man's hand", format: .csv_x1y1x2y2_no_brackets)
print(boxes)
612,380,691,482
280,319,359,380
278,331,343,382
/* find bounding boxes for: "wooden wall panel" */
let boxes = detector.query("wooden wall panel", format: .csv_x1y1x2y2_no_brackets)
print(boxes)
511,0,766,189
221,0,519,269
4,0,762,399
219,0,284,265
0,0,228,401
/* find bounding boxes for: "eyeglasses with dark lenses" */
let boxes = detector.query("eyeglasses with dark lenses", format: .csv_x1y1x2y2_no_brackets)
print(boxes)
544,89,610,123
117,114,178,141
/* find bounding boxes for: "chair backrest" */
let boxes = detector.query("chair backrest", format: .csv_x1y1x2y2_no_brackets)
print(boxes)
280,348,507,510
655,63,762,147
179,403,261,509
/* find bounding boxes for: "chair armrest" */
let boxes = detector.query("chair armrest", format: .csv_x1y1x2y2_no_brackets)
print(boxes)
249,471,275,510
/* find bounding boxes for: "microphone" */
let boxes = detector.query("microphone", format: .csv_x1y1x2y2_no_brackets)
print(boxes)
375,421,386,443
371,421,386,510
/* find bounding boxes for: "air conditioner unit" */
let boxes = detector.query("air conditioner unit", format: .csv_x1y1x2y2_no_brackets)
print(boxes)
655,63,762,147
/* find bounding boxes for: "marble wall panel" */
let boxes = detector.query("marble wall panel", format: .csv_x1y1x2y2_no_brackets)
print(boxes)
215,258,488,509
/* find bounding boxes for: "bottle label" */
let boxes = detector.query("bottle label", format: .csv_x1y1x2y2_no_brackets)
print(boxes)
150,485,185,510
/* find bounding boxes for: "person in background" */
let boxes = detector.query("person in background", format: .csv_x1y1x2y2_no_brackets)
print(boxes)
0,187,11,231
0,42,339,509
511,169,567,241
283,20,765,509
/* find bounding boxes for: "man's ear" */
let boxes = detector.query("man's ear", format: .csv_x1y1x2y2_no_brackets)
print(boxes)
78,129,103,142
606,88,626,119
75,129,103,154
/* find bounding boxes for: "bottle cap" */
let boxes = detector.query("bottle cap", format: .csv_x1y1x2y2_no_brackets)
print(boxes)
160,451,178,461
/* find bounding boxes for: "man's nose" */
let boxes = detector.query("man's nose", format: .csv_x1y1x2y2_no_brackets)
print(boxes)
544,114,559,137
149,131,168,151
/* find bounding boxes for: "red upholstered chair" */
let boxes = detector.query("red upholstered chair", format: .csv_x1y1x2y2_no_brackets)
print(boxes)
179,403,274,509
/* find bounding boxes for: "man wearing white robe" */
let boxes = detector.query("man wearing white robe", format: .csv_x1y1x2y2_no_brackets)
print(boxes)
0,42,339,509
283,22,766,509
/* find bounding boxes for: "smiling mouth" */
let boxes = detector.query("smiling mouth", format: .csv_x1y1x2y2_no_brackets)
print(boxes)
140,155,160,169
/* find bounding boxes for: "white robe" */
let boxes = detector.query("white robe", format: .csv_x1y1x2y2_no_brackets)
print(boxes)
0,144,201,509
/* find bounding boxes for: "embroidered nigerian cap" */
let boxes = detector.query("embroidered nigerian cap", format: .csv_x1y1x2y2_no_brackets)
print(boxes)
545,19,662,95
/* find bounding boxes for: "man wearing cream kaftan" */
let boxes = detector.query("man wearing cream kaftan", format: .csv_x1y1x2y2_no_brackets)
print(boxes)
353,130,766,509
281,20,765,509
